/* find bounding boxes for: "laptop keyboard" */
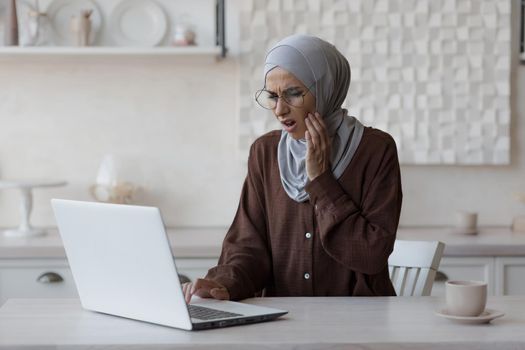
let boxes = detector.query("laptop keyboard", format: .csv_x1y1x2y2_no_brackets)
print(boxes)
188,304,243,320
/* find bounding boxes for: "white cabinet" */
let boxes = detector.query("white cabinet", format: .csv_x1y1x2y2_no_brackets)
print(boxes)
0,259,79,306
495,257,525,295
1,255,523,304
431,257,494,296
0,257,218,306
432,256,525,297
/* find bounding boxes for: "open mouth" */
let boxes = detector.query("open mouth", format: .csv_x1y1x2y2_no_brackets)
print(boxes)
281,119,298,133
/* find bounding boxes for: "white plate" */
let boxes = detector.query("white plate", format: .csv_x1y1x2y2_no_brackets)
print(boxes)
435,308,505,324
46,0,102,46
109,0,167,47
0,0,37,46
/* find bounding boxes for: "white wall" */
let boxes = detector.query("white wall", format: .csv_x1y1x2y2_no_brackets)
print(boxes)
0,58,245,227
401,2,525,226
0,0,523,228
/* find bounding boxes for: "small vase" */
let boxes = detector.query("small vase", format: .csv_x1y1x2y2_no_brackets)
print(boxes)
4,0,19,46
70,9,92,46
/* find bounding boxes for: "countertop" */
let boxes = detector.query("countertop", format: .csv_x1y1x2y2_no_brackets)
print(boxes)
0,227,225,259
0,296,523,349
1,226,525,259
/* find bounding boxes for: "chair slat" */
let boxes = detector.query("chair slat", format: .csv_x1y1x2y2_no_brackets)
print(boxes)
388,240,445,296
404,267,421,296
393,266,407,296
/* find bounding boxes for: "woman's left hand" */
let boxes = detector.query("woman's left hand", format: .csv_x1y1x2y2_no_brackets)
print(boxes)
305,112,331,181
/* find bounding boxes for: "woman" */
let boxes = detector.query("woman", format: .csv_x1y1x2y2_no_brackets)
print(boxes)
183,34,402,302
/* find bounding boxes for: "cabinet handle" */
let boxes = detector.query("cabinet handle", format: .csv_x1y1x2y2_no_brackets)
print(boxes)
37,272,64,284
178,274,191,284
435,271,449,282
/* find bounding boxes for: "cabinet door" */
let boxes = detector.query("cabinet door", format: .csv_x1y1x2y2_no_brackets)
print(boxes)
495,257,525,296
0,259,78,306
174,258,218,283
431,257,495,296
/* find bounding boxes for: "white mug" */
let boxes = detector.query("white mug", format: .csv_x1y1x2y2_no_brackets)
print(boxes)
446,280,487,317
454,210,478,234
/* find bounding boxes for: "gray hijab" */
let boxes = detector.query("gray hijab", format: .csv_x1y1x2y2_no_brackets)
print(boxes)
263,34,364,202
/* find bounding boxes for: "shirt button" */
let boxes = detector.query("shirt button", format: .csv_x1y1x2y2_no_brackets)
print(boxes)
304,273,310,280
305,232,312,239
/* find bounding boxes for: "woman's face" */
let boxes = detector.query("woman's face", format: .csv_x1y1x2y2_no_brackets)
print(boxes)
265,67,316,140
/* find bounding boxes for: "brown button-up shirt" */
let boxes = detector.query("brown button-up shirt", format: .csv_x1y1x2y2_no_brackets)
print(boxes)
206,127,402,300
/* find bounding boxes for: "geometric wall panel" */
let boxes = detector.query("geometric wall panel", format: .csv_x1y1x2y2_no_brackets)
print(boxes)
239,0,511,164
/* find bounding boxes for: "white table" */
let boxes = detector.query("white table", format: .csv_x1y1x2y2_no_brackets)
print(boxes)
0,180,66,237
0,296,524,349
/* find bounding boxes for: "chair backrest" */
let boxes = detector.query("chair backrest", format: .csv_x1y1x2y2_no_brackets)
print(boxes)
388,240,445,296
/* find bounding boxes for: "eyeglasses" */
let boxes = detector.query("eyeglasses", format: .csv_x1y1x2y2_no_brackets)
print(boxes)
254,84,313,110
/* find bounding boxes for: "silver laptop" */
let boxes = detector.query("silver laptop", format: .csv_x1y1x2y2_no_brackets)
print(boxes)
51,199,287,330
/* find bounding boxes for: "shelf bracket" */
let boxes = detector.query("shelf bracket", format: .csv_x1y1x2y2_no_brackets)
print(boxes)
520,0,525,64
215,0,227,59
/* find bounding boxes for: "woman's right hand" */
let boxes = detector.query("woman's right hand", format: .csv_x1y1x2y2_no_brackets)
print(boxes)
182,278,230,304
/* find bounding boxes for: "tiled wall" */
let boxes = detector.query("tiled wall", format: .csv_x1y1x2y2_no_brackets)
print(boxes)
238,0,511,164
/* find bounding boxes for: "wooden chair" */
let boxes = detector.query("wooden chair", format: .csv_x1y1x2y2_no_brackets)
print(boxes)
388,240,445,296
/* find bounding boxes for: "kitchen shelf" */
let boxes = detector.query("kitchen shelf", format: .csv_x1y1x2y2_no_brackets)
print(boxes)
0,0,226,59
0,46,223,57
